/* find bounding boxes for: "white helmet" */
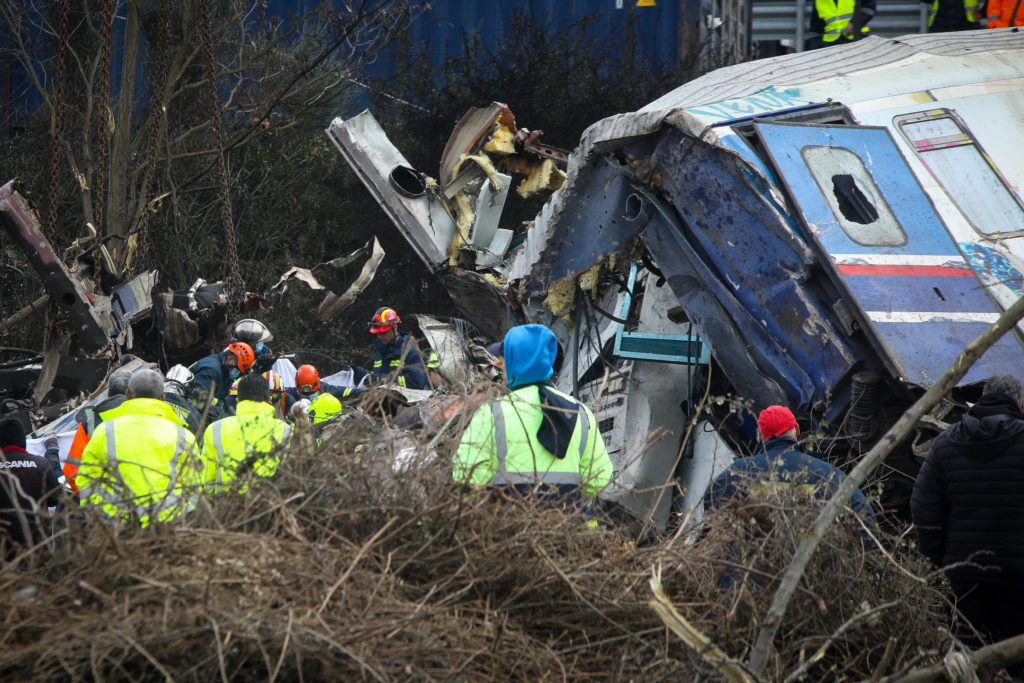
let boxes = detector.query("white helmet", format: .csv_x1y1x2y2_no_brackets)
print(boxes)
232,319,273,346
164,364,195,397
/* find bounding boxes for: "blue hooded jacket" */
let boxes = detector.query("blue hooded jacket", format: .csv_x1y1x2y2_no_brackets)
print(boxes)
503,324,557,389
503,324,584,461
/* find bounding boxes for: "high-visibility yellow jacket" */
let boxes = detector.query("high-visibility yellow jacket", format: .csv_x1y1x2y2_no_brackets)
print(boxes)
453,384,614,499
201,400,291,487
815,0,871,41
78,398,199,526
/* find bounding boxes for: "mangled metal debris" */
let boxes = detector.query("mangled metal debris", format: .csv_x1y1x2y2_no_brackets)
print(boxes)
331,30,1024,529
272,237,385,321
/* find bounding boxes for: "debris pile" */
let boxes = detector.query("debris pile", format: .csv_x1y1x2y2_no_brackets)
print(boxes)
0,416,951,681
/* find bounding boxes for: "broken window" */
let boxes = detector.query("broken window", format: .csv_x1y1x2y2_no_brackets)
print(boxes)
895,109,1024,236
801,145,906,247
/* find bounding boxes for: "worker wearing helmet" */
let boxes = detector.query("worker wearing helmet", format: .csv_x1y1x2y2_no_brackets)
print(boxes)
163,364,203,436
368,307,429,390
200,373,291,490
188,341,255,419
291,364,349,425
231,319,277,374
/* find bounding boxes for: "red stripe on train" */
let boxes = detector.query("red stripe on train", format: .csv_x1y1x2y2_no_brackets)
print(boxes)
836,264,974,277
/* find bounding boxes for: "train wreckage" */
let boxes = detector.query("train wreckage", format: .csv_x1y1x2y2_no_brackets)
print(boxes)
328,29,1024,527
4,29,1024,531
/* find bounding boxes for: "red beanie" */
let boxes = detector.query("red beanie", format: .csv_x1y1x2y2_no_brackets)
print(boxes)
758,405,798,439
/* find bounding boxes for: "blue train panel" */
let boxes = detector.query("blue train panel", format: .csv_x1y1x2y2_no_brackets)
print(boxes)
755,121,1024,386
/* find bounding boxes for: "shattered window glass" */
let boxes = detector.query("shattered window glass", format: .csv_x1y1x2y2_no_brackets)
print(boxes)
896,110,1024,236
801,146,906,247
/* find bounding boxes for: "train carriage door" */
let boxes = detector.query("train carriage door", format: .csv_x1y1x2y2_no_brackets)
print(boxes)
754,121,1024,386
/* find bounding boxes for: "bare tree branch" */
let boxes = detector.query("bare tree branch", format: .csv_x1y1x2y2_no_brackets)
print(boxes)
748,294,1024,676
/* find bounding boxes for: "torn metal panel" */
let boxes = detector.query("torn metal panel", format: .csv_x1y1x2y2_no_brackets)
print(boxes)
438,269,511,342
327,112,456,268
440,103,516,187
519,165,646,298
0,180,116,352
315,238,385,321
269,238,385,322
415,314,472,388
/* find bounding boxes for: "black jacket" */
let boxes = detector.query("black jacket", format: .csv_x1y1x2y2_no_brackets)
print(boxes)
911,393,1024,583
1,445,61,556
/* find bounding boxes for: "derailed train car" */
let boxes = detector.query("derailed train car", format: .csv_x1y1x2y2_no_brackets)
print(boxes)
330,29,1024,529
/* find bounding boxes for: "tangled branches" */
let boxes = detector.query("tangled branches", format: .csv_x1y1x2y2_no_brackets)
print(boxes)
0,418,953,681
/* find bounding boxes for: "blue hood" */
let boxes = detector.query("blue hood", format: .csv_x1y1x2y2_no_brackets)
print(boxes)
504,324,557,389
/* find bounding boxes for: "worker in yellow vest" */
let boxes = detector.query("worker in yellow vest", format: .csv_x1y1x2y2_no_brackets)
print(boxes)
78,369,199,526
292,364,346,425
925,0,983,30
200,373,292,490
453,324,614,506
807,0,875,50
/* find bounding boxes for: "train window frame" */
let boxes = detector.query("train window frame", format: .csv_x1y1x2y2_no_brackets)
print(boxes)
800,145,907,247
895,108,1024,237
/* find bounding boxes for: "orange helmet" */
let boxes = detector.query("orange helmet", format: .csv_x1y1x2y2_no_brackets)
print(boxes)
226,341,255,373
368,306,401,334
295,364,320,395
262,370,284,394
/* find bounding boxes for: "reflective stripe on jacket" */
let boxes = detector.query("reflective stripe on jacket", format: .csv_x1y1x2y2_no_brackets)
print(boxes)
63,396,130,496
201,400,291,487
986,0,1024,26
372,333,429,390
816,0,870,40
77,398,198,526
453,384,614,498
930,0,981,25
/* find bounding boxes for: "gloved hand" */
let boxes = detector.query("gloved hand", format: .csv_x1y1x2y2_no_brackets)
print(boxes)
43,437,62,478
252,354,276,374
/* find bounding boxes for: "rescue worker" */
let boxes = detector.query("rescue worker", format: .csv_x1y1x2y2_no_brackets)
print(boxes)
1,418,63,558
164,364,203,436
703,405,874,520
292,364,344,425
806,0,875,50
188,341,255,418
924,0,983,31
425,350,445,390
231,318,277,373
263,370,289,419
986,0,1024,26
368,307,429,390
77,369,199,526
200,374,291,489
453,324,614,504
63,367,132,497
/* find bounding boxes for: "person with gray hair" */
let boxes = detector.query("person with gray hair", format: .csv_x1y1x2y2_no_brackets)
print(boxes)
126,368,165,400
78,367,199,526
911,374,1024,662
62,366,136,498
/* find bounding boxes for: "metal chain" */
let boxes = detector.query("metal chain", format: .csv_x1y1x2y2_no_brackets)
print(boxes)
94,0,115,276
47,0,70,241
132,0,170,273
199,0,245,306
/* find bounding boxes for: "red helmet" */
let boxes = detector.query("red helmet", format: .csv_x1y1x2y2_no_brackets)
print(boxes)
368,306,401,334
226,341,255,374
295,364,320,395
